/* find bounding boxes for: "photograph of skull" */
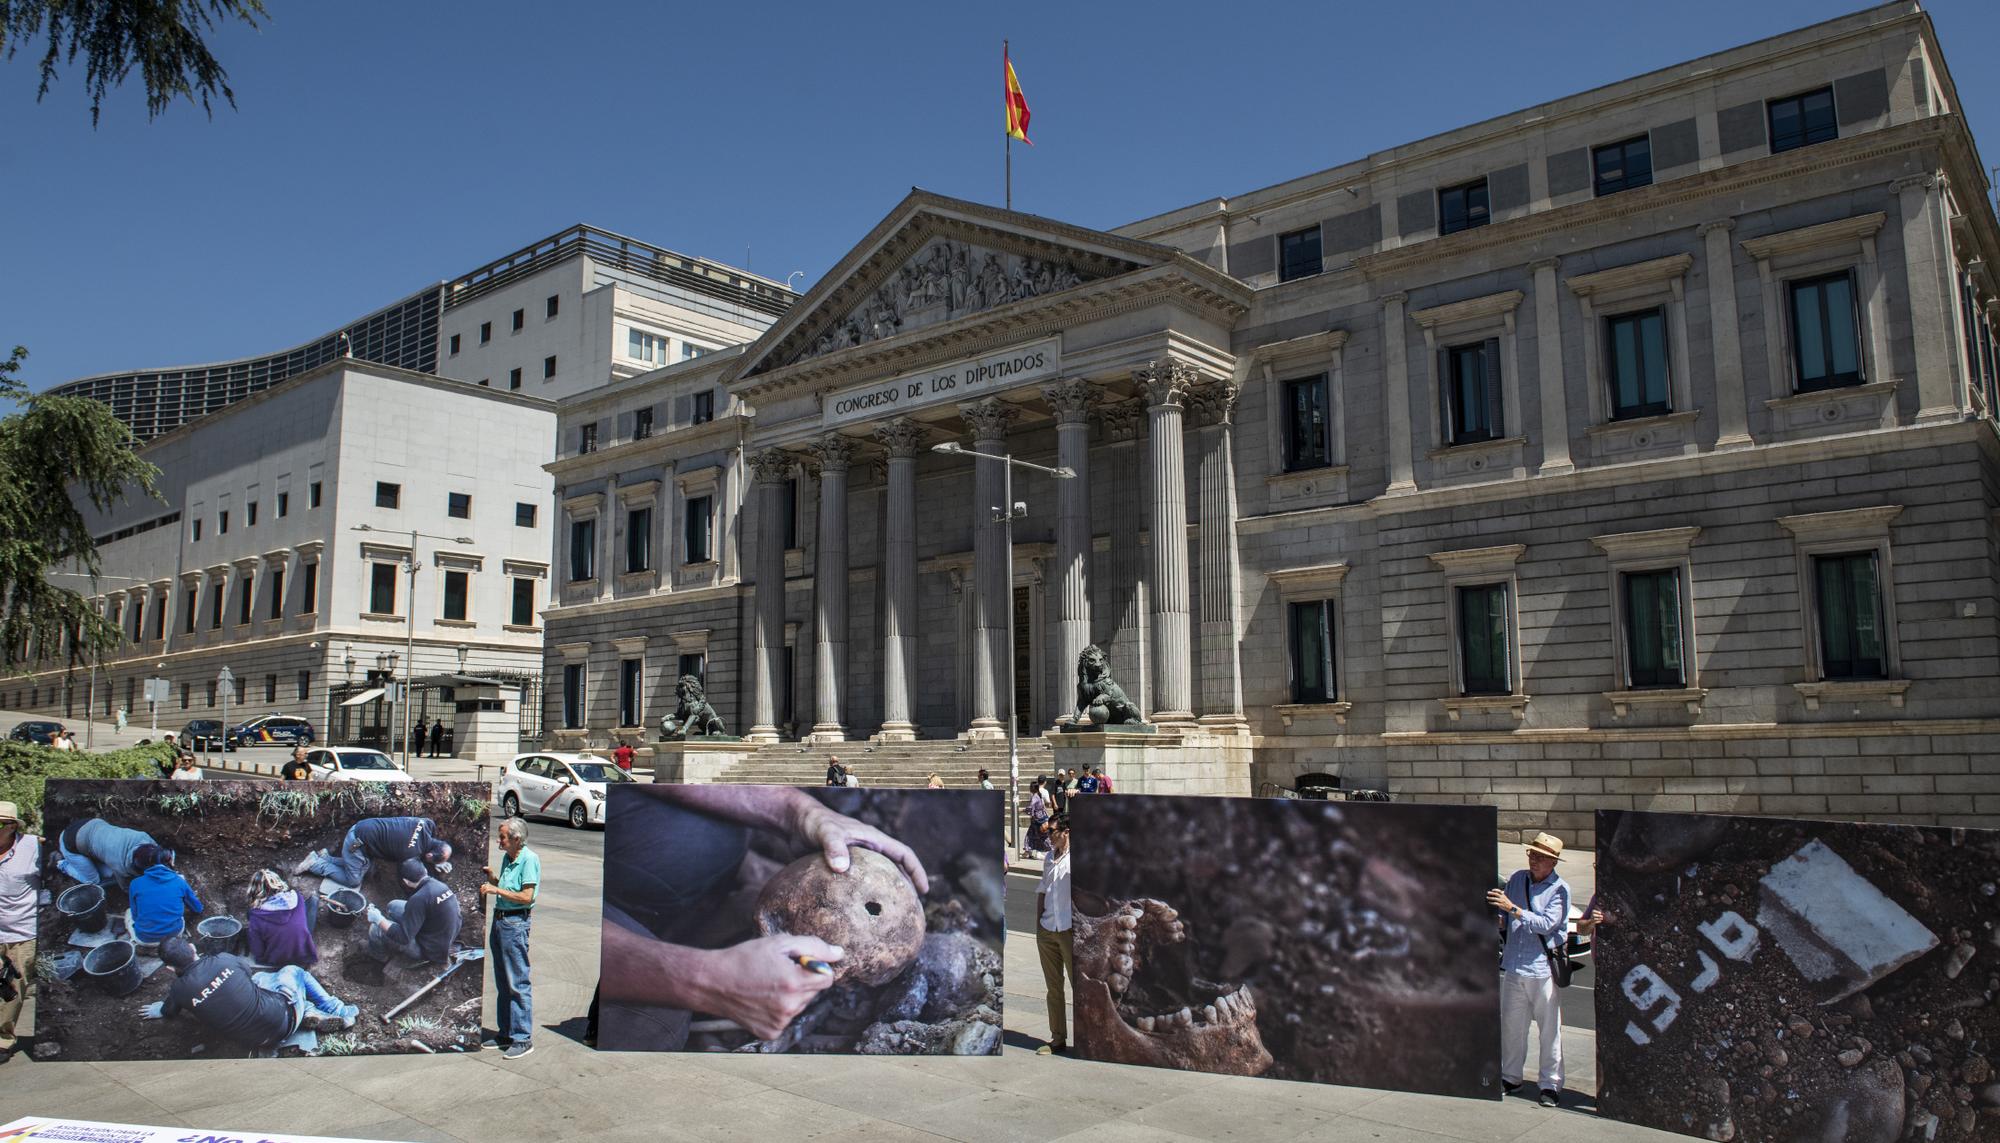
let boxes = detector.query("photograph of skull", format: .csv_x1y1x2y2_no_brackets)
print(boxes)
1068,794,1501,1097
1595,810,1999,1143
596,784,1003,1054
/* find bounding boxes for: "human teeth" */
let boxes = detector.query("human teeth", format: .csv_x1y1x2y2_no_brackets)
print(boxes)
1137,1015,1155,1032
1175,1007,1192,1027
1110,972,1130,991
1117,954,1133,973
1202,1005,1218,1024
1117,914,1137,929
1238,985,1255,1009
1216,993,1236,1015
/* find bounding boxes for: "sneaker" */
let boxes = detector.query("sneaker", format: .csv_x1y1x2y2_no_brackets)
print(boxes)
1501,1081,1521,1096
502,1042,534,1060
334,1004,358,1029
480,1038,505,1050
1035,1042,1067,1056
292,849,325,875
1538,1089,1560,1108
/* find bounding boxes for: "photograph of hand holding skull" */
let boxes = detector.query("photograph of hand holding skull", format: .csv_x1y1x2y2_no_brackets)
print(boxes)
1069,795,1501,1097
596,784,1003,1054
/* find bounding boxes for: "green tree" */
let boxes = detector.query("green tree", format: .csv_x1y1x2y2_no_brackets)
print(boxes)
0,345,160,676
2,0,265,124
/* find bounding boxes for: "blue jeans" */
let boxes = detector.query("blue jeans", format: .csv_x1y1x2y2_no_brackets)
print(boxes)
490,912,532,1045
56,836,107,886
254,965,347,1028
366,899,422,962
306,827,369,889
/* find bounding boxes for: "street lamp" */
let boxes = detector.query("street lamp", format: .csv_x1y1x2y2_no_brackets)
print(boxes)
354,525,473,769
931,441,1076,847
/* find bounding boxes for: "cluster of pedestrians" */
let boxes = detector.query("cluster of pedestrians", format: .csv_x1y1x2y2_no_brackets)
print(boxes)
1020,767,1112,859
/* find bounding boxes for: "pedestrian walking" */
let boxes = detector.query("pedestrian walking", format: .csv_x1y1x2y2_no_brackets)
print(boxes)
1035,813,1073,1056
0,802,41,1064
281,746,313,781
978,768,994,792
115,707,128,733
1093,766,1114,794
1023,779,1051,860
428,719,445,759
825,756,846,786
613,742,635,772
1487,831,1572,1107
481,816,539,1059
844,764,860,789
407,724,424,760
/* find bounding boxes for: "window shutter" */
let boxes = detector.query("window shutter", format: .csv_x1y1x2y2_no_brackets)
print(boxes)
1482,339,1504,438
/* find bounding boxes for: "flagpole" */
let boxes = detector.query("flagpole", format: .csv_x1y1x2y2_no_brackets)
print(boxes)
1004,39,1012,211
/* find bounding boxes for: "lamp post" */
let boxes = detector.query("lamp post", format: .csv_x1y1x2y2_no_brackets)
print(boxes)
931,441,1075,848
354,526,473,769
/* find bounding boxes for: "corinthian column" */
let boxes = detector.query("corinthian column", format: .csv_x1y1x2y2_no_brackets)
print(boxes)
1042,379,1095,725
808,434,858,741
1190,380,1246,732
747,448,794,742
1140,360,1196,727
961,397,1020,739
874,418,925,740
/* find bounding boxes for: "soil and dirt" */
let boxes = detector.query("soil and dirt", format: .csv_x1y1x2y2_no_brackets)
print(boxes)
35,779,491,1060
1595,810,2000,1143
1068,795,1500,1098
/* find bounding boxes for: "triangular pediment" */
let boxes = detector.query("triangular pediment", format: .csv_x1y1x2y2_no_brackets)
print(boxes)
734,191,1186,381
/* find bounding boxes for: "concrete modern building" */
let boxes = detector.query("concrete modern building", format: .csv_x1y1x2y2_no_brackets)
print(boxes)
541,2,2000,842
8,362,557,761
49,225,796,440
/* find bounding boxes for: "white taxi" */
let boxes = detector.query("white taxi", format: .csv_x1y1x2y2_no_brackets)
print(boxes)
498,752,633,828
304,747,413,783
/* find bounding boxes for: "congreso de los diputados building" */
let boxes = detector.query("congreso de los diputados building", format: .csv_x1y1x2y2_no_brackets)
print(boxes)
543,2,2000,844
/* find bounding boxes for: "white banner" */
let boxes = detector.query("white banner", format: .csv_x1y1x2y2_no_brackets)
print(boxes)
0,1117,408,1143
821,338,1059,429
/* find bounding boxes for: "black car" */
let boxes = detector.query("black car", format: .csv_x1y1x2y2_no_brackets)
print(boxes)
7,721,63,745
228,715,316,748
178,719,234,751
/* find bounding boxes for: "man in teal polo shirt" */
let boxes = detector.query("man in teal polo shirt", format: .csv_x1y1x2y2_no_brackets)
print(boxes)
480,816,539,1059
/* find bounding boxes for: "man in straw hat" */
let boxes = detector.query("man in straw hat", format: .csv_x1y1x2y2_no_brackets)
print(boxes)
1486,831,1572,1107
0,801,40,1063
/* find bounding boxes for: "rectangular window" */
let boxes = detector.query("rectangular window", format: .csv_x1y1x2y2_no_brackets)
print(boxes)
152,599,165,640
1278,226,1323,282
546,294,559,319
1788,272,1863,392
207,681,217,707
1622,569,1685,687
626,506,653,573
1444,340,1502,445
1814,552,1885,679
619,659,642,727
247,501,258,527
678,652,706,683
264,674,276,703
277,491,288,518
1282,375,1331,472
309,481,322,508
1456,583,1511,695
509,368,522,391
1439,178,1490,235
512,308,525,332
238,574,254,624
192,518,202,542
443,569,469,621
375,481,401,509
184,588,197,633
448,492,471,519
1593,135,1653,196
370,563,398,615
479,321,492,344
635,407,654,440
299,562,317,614
218,510,229,535
579,424,597,454
685,495,713,563
511,577,536,626
210,583,224,629
297,670,310,701
516,502,537,528
544,355,558,379
269,568,285,620
180,682,189,710
1606,309,1670,419
570,518,597,582
691,390,715,425
1288,600,1335,703
449,333,461,356
682,342,712,361
629,330,669,365
562,663,585,729
1769,87,1837,154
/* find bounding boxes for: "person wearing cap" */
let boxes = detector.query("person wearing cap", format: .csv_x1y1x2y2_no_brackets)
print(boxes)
0,802,41,1062
294,815,452,889
1486,831,1573,1107
366,858,461,965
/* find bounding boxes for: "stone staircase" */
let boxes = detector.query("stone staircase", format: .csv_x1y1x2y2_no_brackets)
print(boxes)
712,738,1054,791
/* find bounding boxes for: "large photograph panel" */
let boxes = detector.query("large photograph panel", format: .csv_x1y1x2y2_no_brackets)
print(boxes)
36,779,490,1060
598,784,1003,1054
1069,795,1500,1097
1596,810,1995,1142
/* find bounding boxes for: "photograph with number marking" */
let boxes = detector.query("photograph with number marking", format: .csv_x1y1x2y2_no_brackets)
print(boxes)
1595,809,1999,1142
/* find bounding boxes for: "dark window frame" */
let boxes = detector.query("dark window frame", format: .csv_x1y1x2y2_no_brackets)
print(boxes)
1787,271,1865,392
1813,550,1887,680
562,663,585,729
449,333,461,356
375,481,401,510
543,355,558,379
448,491,471,519
1768,86,1838,154
299,562,317,615
1443,339,1503,445
1439,178,1490,235
685,495,714,564
569,517,597,582
442,569,469,622
1455,582,1511,696
512,308,525,332
618,658,643,727
546,294,560,319
511,576,536,627
635,406,654,440
369,562,399,616
1277,226,1323,282
479,321,492,345
1604,308,1672,419
508,367,522,391
626,506,653,574
1287,599,1336,703
1621,568,1686,688
515,502,538,528
268,567,285,621
1282,374,1332,472
1592,135,1653,196
691,389,715,425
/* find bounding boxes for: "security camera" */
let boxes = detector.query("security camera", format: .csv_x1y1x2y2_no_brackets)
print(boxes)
1013,501,1027,517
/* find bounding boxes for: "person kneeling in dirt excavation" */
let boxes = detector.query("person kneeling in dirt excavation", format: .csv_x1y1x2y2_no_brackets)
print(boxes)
246,869,320,969
595,785,929,1049
294,815,452,890
55,817,160,890
365,858,461,966
126,845,203,952
143,937,357,1052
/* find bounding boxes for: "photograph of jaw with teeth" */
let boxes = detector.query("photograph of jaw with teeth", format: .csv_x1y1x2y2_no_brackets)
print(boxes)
1069,795,1501,1098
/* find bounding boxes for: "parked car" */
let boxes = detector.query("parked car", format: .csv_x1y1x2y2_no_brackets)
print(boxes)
498,752,633,829
179,719,234,751
228,714,316,748
7,721,64,745
304,747,411,783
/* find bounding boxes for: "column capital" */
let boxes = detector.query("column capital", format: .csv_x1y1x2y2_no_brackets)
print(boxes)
959,397,1021,442
872,417,927,458
1381,291,1409,308
1893,172,1939,193
749,447,796,485
810,434,859,474
1136,359,1199,409
1187,381,1240,426
1098,398,1147,440
1696,218,1736,237
1527,257,1561,274
1040,377,1096,424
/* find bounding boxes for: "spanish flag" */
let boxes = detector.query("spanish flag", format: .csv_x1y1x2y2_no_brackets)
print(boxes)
1004,47,1032,145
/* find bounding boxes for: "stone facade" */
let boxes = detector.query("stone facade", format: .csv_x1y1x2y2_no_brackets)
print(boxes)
541,2,2000,840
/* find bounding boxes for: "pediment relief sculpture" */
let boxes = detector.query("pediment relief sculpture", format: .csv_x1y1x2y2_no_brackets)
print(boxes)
799,238,1094,361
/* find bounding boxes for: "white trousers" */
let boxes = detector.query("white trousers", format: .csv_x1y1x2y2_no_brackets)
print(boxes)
1499,972,1563,1091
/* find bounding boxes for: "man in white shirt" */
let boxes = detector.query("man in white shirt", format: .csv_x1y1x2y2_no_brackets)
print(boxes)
0,801,41,1063
1035,813,1072,1056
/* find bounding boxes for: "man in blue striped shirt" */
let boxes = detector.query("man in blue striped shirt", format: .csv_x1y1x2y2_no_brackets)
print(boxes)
1485,831,1571,1107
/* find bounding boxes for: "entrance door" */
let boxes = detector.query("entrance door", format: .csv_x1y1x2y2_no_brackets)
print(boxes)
1013,586,1033,733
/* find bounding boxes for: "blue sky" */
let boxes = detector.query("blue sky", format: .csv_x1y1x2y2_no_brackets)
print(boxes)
5,0,1997,391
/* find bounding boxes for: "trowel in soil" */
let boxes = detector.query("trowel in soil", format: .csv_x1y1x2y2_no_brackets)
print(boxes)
382,947,485,1024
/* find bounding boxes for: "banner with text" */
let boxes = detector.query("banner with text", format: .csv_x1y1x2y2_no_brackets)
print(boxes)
821,338,1059,428
0,1117,407,1143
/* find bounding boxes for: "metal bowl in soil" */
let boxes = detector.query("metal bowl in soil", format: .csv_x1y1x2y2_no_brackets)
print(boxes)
58,883,108,933
83,940,144,995
321,887,367,928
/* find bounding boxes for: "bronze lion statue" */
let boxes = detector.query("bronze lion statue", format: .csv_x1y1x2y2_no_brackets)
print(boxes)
1072,644,1144,726
661,674,726,739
